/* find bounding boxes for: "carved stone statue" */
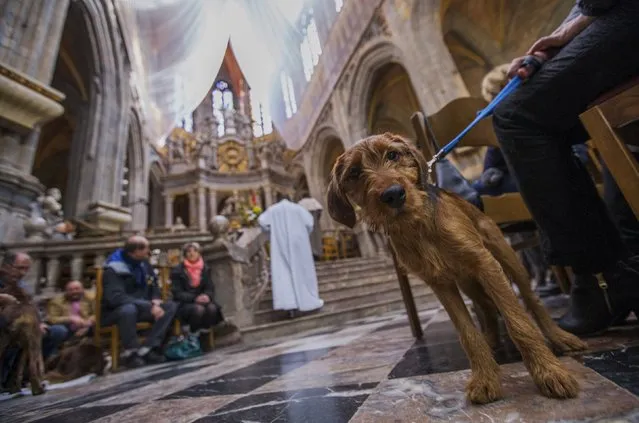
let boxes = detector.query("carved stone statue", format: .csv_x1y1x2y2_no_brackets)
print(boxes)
172,216,187,232
23,187,67,241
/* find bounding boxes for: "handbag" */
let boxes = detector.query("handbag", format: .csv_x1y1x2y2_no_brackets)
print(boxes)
164,334,202,360
435,157,484,211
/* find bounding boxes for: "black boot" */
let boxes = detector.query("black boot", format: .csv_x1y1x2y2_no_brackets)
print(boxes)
558,256,639,336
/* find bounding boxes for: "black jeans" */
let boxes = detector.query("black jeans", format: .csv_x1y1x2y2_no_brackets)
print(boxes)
179,302,223,331
102,301,178,351
492,0,639,274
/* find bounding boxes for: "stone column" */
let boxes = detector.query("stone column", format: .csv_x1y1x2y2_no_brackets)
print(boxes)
0,0,71,83
45,256,61,296
164,193,174,228
263,184,274,207
189,190,197,228
70,254,85,281
208,189,217,220
197,185,207,230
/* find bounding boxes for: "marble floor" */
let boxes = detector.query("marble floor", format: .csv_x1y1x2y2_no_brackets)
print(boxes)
1,297,639,423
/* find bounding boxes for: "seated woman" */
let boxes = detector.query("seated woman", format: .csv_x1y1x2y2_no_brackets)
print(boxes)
171,243,225,346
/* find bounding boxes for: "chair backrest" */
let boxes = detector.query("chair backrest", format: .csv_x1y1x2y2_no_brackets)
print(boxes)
411,97,499,161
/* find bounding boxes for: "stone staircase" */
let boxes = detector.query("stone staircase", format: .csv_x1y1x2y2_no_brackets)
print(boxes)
240,255,440,343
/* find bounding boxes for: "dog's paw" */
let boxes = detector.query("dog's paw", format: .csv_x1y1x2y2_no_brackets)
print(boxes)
31,382,46,396
549,330,588,353
533,364,579,399
466,373,503,404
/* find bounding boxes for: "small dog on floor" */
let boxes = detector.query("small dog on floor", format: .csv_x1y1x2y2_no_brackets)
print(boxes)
326,133,588,404
0,289,46,395
45,339,109,384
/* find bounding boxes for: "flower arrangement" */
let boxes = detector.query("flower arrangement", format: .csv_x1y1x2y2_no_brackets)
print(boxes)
239,204,263,227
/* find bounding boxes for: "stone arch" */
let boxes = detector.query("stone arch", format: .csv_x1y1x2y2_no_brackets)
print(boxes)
36,0,130,220
440,0,573,97
307,125,345,192
366,63,420,139
347,40,408,141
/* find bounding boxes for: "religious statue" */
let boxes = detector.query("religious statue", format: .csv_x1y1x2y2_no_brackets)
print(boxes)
172,216,187,232
23,187,68,241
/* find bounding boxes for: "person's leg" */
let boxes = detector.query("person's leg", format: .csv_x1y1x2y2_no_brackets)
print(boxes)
101,303,143,367
492,0,639,335
180,303,205,333
42,324,70,359
203,303,224,328
141,301,178,352
603,151,639,255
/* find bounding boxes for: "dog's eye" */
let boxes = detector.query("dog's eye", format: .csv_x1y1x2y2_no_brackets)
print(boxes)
386,151,400,161
348,167,361,180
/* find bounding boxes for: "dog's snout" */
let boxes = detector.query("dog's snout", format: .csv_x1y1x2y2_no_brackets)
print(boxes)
380,184,406,208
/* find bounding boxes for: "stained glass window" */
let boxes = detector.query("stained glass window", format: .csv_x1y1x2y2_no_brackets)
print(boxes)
179,113,194,132
300,10,322,81
212,80,234,136
251,94,273,137
281,71,297,118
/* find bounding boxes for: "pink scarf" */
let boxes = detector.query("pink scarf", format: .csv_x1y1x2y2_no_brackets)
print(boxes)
184,257,204,288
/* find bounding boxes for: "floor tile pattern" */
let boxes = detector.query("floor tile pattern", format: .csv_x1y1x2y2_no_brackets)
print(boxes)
2,300,639,423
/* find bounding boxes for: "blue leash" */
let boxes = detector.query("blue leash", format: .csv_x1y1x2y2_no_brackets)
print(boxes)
425,56,543,176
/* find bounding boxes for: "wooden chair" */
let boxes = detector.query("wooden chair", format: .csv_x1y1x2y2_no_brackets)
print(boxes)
93,266,151,372
410,99,576,293
580,76,639,219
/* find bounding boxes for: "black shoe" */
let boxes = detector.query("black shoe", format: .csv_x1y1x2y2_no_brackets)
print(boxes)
123,354,146,369
143,350,166,365
558,256,639,336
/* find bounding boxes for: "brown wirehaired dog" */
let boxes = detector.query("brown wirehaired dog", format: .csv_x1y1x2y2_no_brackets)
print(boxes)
0,286,46,395
326,133,588,404
45,339,108,383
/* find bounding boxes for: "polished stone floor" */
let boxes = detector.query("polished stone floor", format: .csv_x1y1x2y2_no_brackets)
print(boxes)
1,296,639,422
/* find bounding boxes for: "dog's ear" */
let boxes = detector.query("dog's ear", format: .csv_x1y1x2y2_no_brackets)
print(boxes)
326,158,357,229
392,136,430,190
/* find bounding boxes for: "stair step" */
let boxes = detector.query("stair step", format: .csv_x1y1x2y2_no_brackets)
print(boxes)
314,258,394,276
258,275,425,310
253,284,433,324
262,269,402,299
241,293,440,344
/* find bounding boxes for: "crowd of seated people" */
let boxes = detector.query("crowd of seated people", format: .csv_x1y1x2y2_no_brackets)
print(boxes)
0,235,233,392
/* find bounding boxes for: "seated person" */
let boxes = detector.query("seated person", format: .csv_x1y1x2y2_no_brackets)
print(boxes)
101,236,178,369
491,0,639,335
47,280,96,340
171,243,232,345
0,252,67,388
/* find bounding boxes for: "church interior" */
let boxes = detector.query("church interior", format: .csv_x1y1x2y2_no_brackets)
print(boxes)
1,0,638,421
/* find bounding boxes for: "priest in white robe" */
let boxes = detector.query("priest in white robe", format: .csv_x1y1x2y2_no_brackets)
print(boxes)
258,196,324,314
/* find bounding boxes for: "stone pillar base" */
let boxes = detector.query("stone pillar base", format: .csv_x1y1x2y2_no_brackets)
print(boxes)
85,201,132,233
0,164,45,242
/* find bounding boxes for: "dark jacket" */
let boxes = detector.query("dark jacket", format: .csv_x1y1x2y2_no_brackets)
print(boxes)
101,260,161,312
170,262,216,305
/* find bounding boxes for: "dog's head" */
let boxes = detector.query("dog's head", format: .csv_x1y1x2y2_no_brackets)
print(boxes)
327,133,433,231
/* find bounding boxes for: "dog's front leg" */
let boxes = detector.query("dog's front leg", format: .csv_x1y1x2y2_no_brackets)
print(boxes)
431,282,502,404
472,248,579,399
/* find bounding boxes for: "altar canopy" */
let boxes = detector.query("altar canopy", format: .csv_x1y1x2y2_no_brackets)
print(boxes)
116,0,305,145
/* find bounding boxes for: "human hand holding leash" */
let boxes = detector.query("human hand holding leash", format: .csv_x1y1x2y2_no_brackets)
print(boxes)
509,14,595,80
